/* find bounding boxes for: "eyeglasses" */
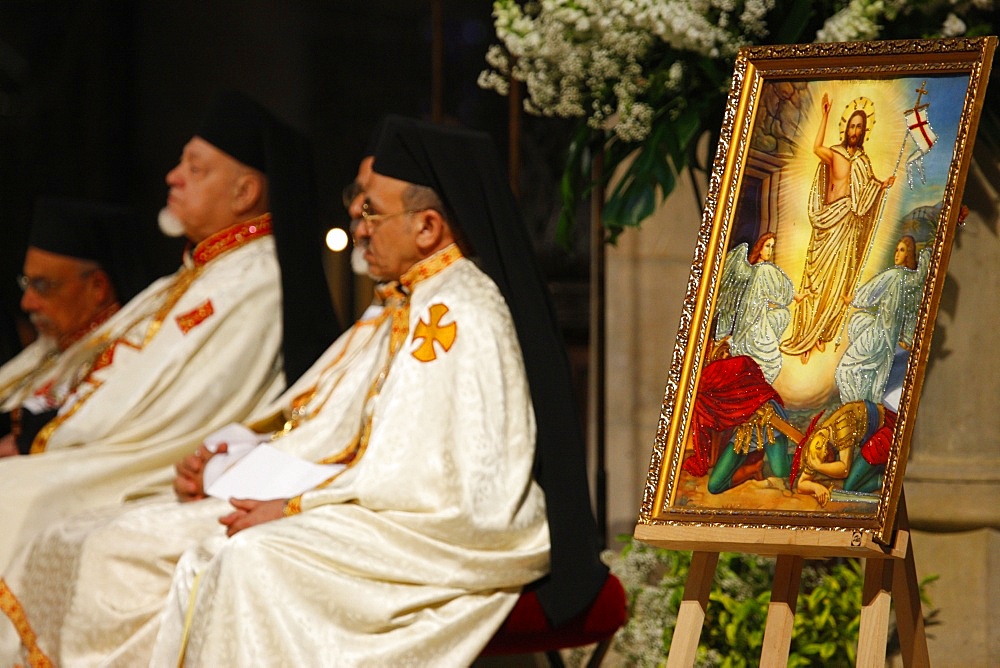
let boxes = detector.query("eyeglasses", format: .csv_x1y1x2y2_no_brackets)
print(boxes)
17,268,96,297
17,274,61,297
358,202,423,230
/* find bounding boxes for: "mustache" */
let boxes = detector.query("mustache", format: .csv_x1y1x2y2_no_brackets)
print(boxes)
28,312,54,330
28,313,58,342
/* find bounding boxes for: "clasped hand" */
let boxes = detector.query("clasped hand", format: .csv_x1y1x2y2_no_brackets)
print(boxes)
219,498,288,537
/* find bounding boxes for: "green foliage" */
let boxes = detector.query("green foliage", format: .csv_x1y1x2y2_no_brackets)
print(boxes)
784,558,864,666
599,536,938,667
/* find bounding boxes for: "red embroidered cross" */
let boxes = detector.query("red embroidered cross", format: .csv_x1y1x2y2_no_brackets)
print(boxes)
908,108,934,147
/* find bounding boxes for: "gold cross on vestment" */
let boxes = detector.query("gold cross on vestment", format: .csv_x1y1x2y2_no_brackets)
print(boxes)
411,303,457,362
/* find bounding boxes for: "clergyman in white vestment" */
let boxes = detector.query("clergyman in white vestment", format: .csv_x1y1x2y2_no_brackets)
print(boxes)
0,91,339,574
0,198,153,457
0,117,607,666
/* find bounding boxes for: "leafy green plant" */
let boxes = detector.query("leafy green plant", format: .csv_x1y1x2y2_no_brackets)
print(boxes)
588,536,938,667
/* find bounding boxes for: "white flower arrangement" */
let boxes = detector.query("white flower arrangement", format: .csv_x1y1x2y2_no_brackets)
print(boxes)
479,0,777,144
814,0,905,43
479,0,996,240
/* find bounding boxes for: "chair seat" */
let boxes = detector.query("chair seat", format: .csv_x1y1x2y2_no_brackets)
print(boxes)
480,573,627,656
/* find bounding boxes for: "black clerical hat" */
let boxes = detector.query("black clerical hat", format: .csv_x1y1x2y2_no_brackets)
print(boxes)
196,91,270,174
193,92,341,385
28,197,152,303
371,116,608,627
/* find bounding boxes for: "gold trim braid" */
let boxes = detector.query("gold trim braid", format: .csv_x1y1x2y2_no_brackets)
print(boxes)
0,578,53,668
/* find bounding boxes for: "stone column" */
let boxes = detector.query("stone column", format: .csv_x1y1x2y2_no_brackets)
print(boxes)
604,166,703,538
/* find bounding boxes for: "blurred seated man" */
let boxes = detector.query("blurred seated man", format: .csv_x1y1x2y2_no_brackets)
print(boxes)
0,117,606,667
0,91,340,573
0,198,152,457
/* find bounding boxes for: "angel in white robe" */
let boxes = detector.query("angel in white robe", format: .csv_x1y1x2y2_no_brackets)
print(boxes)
836,236,930,404
715,232,795,383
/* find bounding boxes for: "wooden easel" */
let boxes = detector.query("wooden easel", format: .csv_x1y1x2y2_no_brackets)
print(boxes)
634,492,929,667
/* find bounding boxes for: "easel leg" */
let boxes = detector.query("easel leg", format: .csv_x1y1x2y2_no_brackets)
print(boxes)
891,543,929,667
858,556,893,666
666,551,719,668
761,554,803,667
854,491,931,667
891,498,929,667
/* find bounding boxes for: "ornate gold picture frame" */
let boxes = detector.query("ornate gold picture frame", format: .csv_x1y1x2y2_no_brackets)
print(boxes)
636,37,996,553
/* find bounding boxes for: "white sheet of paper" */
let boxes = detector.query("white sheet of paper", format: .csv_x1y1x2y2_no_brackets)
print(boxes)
203,422,271,453
205,444,345,501
201,423,273,488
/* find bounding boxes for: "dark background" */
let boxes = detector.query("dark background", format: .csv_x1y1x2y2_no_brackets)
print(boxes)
0,0,591,360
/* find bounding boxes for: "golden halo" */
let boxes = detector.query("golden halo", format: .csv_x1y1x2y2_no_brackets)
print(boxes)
838,96,876,144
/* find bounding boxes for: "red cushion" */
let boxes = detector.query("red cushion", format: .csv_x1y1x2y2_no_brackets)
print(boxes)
480,574,627,655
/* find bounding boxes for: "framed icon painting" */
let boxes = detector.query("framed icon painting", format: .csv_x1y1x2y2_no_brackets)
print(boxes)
635,37,996,553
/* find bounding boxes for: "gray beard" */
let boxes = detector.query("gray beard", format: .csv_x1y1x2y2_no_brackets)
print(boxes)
348,218,373,277
350,246,370,276
157,207,186,238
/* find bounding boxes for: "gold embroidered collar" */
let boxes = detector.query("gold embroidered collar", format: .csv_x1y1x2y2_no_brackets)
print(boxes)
399,244,463,292
190,213,273,267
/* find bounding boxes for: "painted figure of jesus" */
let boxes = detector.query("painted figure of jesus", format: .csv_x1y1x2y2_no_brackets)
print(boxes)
781,93,896,363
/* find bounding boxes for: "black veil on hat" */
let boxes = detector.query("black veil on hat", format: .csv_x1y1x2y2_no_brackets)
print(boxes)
372,116,608,627
28,197,155,303
195,91,342,385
